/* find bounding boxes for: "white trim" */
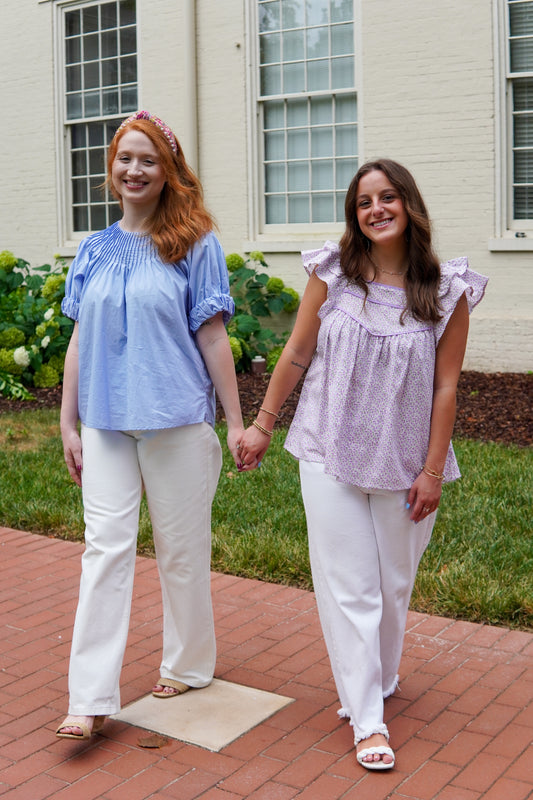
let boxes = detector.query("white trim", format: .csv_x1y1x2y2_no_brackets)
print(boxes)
488,235,533,250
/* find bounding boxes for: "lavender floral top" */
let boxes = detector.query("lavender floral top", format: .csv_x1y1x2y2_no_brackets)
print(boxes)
284,242,488,491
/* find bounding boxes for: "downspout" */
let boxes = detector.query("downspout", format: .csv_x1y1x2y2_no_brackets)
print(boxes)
183,0,199,173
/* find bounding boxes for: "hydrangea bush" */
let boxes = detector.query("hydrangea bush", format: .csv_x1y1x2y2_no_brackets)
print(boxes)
225,251,299,372
0,251,74,398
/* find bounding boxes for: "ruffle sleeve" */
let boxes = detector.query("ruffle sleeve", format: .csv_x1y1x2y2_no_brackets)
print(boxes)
60,234,96,321
435,257,488,343
301,240,344,288
187,232,235,332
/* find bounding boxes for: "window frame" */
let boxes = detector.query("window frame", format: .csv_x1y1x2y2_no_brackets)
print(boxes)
53,0,138,251
246,0,361,247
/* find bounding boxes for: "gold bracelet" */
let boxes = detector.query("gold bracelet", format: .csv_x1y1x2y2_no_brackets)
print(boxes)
252,419,273,437
422,465,445,481
259,407,279,419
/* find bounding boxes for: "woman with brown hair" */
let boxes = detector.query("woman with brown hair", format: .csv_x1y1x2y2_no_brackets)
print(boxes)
57,111,244,739
238,159,487,770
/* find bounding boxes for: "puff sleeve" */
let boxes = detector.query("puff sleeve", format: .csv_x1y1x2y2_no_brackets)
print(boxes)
186,233,234,332
435,257,488,344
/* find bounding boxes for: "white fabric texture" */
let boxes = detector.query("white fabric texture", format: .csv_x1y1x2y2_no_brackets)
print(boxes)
299,460,435,744
67,422,222,716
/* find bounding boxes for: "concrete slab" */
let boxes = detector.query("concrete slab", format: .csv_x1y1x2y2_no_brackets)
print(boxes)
113,679,294,751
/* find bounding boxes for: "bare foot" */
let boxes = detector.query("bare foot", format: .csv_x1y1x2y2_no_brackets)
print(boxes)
151,684,179,696
57,715,96,737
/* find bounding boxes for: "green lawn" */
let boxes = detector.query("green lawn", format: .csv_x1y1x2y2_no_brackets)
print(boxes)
0,408,531,629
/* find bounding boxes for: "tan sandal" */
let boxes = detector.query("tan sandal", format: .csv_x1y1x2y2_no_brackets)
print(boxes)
56,714,106,740
152,677,191,698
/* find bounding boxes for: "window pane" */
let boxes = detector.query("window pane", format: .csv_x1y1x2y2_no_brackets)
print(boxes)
102,30,118,58
266,163,286,191
514,185,533,217
335,93,357,122
120,55,137,83
287,98,308,126
311,127,333,156
71,125,86,148
67,93,83,120
282,0,304,28
260,64,281,95
336,191,345,220
90,205,107,231
283,61,305,93
90,176,104,202
66,37,81,65
73,206,89,231
287,129,308,158
307,2,326,26
72,178,88,203
66,10,81,37
288,161,309,191
102,59,118,86
514,149,533,181
83,33,99,61
84,61,100,89
72,150,87,177
66,65,82,92
509,2,533,36
283,29,304,60
514,78,533,110
266,194,286,223
258,0,280,32
88,124,104,146
264,100,284,128
510,38,533,71
514,113,533,146
336,157,357,189
120,26,136,54
330,0,352,23
119,0,136,26
331,55,354,88
288,195,309,222
84,91,101,117
308,59,330,91
101,2,117,29
307,27,329,58
311,96,332,123
331,23,353,55
121,85,137,111
260,32,281,63
82,6,98,33
103,88,119,114
265,130,285,159
312,160,333,189
312,193,334,221
336,124,357,155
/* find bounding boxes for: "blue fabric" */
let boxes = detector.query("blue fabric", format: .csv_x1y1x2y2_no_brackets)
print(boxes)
61,223,234,430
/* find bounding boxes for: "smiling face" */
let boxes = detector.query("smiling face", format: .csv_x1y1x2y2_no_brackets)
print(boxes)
111,129,166,215
355,168,409,248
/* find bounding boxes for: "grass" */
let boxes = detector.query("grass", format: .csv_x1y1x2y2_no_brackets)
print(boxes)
1,408,531,630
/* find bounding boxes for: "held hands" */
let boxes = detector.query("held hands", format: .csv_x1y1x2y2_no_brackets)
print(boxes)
61,428,83,487
406,469,443,523
236,424,272,471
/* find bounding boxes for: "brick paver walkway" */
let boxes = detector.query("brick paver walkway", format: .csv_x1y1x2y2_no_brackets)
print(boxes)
0,526,532,799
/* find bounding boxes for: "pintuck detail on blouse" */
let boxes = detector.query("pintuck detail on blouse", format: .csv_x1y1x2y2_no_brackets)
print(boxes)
61,223,234,431
284,242,488,491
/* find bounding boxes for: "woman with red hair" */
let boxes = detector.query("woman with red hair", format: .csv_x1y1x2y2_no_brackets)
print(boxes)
57,111,245,740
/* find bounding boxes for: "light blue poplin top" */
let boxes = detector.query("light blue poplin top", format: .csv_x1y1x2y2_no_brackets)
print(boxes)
61,223,234,431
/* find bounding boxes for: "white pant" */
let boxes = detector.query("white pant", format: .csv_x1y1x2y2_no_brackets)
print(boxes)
67,422,222,716
299,460,435,744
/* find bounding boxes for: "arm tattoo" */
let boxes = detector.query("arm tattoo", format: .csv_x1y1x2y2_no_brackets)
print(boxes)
291,359,307,371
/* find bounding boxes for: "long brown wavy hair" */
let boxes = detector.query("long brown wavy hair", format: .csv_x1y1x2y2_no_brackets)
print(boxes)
106,118,214,263
339,159,442,323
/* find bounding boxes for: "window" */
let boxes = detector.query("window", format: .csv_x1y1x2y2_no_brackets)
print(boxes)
257,0,358,229
59,0,138,237
506,0,533,226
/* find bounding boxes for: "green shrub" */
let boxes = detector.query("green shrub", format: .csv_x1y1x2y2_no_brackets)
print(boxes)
0,251,74,398
225,251,299,372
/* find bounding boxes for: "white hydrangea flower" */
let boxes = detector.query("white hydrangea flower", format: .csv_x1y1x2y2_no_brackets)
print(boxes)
31,344,39,354
44,308,54,321
13,346,30,367
41,336,51,349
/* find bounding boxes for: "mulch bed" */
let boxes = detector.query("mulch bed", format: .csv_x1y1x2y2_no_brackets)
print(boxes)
1,372,531,447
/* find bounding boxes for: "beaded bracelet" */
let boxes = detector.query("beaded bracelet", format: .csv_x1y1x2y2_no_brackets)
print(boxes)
422,465,445,481
259,407,279,419
252,420,273,437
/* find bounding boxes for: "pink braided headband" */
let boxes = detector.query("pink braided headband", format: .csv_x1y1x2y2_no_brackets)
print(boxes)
115,110,178,155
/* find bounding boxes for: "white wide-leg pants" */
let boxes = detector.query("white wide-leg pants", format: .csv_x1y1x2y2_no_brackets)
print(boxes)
67,422,222,716
299,460,435,744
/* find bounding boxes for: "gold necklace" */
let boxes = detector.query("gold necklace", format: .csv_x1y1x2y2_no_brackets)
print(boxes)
367,252,406,277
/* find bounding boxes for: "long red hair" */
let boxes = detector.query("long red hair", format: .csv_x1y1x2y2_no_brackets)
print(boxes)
106,118,214,263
